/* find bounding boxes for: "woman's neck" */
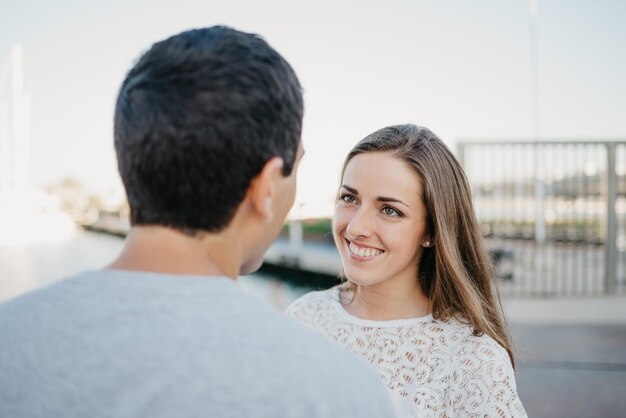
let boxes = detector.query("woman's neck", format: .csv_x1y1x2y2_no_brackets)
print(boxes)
341,278,430,321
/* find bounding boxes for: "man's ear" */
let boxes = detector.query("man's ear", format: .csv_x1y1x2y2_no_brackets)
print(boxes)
247,157,284,222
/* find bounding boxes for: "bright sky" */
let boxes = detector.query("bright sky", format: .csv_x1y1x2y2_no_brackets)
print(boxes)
2,0,625,217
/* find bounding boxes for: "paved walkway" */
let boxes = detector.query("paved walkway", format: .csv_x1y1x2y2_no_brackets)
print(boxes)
503,296,626,417
503,295,626,324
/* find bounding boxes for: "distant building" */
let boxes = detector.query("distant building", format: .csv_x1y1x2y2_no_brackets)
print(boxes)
0,45,31,194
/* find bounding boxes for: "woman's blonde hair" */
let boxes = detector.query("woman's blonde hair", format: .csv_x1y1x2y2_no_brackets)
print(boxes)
339,124,515,367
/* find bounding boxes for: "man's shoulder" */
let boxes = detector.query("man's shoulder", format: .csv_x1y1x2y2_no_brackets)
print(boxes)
0,271,88,315
0,274,397,418
242,313,396,417
164,283,396,418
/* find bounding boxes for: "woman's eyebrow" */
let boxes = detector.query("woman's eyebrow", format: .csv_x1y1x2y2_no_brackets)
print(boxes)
342,185,410,208
377,196,410,208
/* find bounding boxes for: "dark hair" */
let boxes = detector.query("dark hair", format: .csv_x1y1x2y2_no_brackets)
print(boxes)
114,26,303,233
339,124,515,367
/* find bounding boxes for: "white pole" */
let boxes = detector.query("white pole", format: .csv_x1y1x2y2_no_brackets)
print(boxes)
529,0,540,138
529,0,546,244
0,51,11,193
11,45,32,192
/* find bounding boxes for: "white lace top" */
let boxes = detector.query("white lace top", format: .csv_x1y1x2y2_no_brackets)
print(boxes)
286,287,527,418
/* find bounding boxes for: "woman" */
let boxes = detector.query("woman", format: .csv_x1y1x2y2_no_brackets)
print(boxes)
287,124,526,417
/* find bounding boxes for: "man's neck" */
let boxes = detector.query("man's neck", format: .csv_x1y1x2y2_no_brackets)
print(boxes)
106,226,241,279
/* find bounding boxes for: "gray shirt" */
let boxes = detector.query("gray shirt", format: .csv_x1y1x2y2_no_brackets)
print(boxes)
0,270,397,418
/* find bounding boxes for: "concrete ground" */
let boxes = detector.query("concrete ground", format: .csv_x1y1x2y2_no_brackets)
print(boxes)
503,297,626,417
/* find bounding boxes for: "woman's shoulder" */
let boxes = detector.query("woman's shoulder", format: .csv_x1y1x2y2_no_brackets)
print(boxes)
430,319,513,379
429,318,510,361
437,320,525,416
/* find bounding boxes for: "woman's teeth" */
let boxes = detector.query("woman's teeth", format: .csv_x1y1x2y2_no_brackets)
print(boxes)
348,241,383,258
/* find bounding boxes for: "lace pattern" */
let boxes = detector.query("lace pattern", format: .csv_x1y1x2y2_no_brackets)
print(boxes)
286,287,527,418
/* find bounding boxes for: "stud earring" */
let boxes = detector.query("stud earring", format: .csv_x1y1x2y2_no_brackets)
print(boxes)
424,240,430,247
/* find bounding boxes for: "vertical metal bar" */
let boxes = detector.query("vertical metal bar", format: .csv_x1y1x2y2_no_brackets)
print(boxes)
615,142,626,294
571,144,576,294
561,143,567,295
589,143,608,295
580,145,592,294
515,143,522,296
526,144,533,296
605,143,617,294
566,143,573,295
555,143,562,295
576,144,584,295
545,143,551,295
534,145,546,244
556,144,564,296
585,145,601,295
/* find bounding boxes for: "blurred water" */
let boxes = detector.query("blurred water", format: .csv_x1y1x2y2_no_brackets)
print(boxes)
0,229,313,310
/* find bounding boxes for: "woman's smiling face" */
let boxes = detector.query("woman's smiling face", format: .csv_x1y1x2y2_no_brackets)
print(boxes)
333,151,430,289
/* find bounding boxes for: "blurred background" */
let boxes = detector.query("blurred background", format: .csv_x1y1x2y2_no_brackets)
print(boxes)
1,0,625,416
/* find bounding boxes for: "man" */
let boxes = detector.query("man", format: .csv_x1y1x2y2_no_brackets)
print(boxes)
0,27,397,417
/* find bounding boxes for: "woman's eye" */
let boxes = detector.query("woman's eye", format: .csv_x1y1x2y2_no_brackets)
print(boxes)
382,206,401,217
339,194,356,204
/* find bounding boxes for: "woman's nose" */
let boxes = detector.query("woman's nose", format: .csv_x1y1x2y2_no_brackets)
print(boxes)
345,207,373,239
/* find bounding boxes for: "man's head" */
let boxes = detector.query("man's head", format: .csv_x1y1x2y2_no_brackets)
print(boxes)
114,26,303,240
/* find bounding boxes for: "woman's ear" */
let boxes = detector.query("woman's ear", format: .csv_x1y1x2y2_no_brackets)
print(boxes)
247,157,284,222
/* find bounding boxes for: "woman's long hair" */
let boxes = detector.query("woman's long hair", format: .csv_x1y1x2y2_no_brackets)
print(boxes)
339,124,515,367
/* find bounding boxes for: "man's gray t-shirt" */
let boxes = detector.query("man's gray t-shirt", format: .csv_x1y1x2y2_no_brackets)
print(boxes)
0,270,396,418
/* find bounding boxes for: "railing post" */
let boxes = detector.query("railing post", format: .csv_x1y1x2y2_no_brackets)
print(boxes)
289,220,303,250
534,143,546,243
605,143,617,294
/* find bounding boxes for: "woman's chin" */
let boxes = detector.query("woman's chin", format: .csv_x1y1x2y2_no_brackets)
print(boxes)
342,269,377,287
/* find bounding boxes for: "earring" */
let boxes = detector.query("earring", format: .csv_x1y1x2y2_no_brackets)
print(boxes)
424,240,430,247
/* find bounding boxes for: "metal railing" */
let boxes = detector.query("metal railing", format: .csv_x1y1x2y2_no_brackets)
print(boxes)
458,140,626,296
